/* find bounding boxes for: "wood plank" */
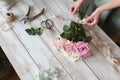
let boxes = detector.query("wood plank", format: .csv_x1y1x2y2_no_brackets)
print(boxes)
0,0,119,80
53,0,120,79
0,13,39,80
53,0,120,55
5,0,98,80
33,0,120,80
32,0,100,80
0,0,73,80
90,25,120,56
16,0,97,79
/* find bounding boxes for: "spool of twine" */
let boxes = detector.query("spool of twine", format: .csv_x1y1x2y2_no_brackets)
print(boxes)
0,12,15,31
5,12,15,22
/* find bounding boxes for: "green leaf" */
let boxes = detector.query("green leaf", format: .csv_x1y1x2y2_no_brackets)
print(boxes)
63,25,70,32
83,5,89,14
25,29,31,33
79,5,89,19
60,32,65,38
60,32,72,40
25,29,35,35
36,28,42,35
70,21,77,29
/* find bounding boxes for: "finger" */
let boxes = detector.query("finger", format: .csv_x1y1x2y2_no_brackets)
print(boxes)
87,20,97,26
72,7,78,15
85,18,95,26
85,17,91,22
86,18,94,24
70,6,74,13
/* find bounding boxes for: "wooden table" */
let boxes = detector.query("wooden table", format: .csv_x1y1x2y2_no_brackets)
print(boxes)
0,0,120,80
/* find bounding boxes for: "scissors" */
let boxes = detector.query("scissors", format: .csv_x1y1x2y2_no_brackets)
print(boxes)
20,6,45,24
41,19,54,31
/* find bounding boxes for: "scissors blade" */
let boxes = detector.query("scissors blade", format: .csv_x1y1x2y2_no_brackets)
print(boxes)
20,17,27,22
30,8,45,21
20,16,30,24
26,6,31,16
20,6,31,23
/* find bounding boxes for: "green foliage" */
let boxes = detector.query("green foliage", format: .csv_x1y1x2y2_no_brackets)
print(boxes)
60,4,92,42
25,27,42,36
79,5,89,19
60,21,92,42
63,25,70,32
39,68,59,80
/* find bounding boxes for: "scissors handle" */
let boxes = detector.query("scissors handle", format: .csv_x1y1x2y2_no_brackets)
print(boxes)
20,6,44,24
41,19,53,30
46,19,53,28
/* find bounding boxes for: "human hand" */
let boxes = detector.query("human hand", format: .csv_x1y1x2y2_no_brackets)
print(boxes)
70,0,85,15
85,8,102,26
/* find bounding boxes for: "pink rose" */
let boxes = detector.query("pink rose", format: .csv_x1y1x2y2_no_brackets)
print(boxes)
73,42,91,58
63,40,74,52
53,39,67,50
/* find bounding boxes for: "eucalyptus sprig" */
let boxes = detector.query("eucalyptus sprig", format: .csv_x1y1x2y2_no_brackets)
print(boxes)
25,27,42,36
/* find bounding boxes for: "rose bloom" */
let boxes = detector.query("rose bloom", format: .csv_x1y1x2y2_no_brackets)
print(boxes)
63,40,74,52
73,41,91,58
53,39,67,50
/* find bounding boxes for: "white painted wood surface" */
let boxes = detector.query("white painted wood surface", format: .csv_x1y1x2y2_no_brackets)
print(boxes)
0,0,120,80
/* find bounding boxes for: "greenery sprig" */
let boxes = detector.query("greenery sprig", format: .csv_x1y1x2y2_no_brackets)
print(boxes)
79,5,89,19
60,21,92,42
60,4,92,42
25,27,42,36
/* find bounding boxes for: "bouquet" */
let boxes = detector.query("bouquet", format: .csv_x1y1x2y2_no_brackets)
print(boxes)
53,5,92,61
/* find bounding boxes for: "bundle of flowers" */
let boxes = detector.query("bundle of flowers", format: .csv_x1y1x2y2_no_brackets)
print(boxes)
54,38,91,61
53,5,92,61
53,21,92,62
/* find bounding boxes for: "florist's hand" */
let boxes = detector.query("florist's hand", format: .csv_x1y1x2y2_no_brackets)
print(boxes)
70,0,85,15
85,9,102,26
